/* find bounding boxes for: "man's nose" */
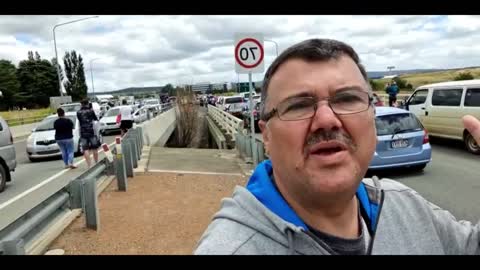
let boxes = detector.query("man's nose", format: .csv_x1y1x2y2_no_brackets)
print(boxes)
309,100,343,132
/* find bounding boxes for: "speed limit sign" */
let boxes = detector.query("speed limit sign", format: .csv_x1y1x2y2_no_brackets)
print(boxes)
234,33,264,74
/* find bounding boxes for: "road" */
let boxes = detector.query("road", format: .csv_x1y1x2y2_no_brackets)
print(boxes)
0,133,118,204
253,132,480,223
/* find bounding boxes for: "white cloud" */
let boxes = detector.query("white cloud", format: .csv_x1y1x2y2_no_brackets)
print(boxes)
0,15,479,93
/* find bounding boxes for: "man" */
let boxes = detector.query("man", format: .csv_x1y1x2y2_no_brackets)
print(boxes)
119,99,134,137
53,108,77,169
77,99,100,168
386,81,399,107
194,38,480,255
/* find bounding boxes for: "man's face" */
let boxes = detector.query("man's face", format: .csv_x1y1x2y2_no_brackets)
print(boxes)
259,56,377,205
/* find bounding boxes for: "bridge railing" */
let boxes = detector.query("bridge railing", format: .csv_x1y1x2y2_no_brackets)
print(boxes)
0,123,147,255
207,105,243,143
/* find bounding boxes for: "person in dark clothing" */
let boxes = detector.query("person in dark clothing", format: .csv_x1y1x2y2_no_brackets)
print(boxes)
54,108,77,169
386,81,399,107
77,99,100,168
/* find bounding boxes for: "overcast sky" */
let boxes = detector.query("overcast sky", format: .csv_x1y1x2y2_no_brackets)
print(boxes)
1,15,479,93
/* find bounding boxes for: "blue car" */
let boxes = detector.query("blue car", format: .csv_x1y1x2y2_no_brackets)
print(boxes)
369,107,432,171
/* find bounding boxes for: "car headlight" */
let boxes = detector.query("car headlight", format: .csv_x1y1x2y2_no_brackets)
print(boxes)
27,135,34,148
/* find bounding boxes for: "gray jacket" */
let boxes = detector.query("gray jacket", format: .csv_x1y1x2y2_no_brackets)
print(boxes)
194,166,480,255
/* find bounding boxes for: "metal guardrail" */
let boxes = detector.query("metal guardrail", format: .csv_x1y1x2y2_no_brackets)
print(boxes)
207,105,244,142
0,126,145,255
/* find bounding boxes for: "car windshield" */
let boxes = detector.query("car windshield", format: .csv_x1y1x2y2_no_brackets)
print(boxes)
225,97,244,104
375,113,423,136
106,108,120,117
36,116,77,131
61,104,81,112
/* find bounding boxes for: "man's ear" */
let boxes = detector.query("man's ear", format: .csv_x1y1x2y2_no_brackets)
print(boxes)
258,120,271,155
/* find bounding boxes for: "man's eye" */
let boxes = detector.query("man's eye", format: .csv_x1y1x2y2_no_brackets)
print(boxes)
285,101,312,112
334,94,363,103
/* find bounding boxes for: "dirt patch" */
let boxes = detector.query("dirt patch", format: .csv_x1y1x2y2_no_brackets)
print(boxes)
48,172,247,255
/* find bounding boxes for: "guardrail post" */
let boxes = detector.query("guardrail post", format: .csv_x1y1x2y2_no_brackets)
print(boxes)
128,138,138,168
257,140,265,162
84,176,99,230
134,129,141,160
3,239,26,255
69,178,84,209
123,138,134,177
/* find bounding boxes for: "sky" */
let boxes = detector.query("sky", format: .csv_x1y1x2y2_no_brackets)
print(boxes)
1,15,480,93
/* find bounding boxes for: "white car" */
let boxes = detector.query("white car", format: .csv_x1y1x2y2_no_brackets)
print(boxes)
133,107,148,123
99,106,122,135
26,112,82,162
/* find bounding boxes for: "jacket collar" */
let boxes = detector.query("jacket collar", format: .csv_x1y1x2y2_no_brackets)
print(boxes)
246,160,379,231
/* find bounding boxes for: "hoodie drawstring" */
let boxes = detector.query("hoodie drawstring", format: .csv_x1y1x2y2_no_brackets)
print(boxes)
286,229,295,255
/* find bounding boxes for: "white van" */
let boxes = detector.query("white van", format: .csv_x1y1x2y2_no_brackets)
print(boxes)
404,79,480,154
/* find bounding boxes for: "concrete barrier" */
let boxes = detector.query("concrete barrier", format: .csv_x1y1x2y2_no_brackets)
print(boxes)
138,107,177,147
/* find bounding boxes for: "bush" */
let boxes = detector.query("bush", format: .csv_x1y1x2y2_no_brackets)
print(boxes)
454,72,474,81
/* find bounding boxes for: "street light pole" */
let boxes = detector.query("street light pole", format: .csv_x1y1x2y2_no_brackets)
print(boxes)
265,39,279,57
89,58,100,101
53,16,99,97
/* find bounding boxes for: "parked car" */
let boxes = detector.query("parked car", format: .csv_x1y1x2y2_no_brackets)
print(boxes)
99,106,122,135
404,79,480,154
133,107,148,123
144,99,161,116
222,96,246,118
26,112,86,162
0,117,16,192
369,107,432,171
59,102,81,113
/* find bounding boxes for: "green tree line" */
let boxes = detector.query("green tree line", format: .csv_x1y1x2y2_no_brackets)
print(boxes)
0,50,88,110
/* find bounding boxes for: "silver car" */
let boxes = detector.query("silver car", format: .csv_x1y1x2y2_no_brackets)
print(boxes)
0,117,16,192
26,112,82,162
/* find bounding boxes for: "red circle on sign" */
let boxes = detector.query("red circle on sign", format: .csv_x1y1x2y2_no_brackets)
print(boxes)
235,38,264,69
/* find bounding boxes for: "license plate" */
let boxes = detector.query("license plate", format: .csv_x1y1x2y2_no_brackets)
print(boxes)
391,139,409,148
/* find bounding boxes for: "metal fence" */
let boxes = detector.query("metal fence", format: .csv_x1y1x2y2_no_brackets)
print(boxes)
0,126,145,255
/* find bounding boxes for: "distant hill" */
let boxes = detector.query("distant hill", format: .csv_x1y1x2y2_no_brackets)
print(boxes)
371,67,480,90
92,66,480,95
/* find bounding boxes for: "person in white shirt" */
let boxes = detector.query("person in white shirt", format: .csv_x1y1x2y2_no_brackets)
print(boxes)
119,99,134,137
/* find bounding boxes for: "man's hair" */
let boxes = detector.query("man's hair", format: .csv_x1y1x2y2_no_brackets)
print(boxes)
260,38,369,120
57,107,65,117
81,99,89,106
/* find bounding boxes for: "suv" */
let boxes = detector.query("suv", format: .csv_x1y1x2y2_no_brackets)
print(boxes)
0,117,16,192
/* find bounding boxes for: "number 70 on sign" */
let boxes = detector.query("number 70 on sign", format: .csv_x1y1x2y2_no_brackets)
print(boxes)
234,33,265,74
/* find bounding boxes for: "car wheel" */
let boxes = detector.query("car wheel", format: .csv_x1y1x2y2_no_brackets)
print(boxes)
0,164,7,192
464,132,480,155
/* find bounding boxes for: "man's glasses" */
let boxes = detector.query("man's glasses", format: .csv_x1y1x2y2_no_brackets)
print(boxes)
262,89,373,121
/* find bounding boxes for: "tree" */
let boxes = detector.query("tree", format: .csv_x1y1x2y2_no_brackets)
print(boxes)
0,60,20,110
162,83,175,96
63,50,88,101
16,51,59,108
454,71,474,81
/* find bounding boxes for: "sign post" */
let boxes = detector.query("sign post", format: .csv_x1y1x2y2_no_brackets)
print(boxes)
234,33,264,166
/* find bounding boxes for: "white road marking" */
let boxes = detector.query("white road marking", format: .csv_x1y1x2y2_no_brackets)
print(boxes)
0,141,116,208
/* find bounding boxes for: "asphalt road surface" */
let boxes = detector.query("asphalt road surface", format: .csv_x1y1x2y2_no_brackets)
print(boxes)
0,133,118,204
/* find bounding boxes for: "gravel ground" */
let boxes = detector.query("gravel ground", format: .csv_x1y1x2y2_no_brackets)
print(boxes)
47,172,247,255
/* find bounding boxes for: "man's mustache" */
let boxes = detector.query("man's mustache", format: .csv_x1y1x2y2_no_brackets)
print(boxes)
306,129,357,152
